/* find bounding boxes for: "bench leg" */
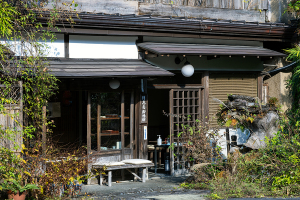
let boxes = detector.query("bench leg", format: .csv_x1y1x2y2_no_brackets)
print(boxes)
87,164,92,185
108,171,112,187
100,173,103,186
142,167,146,183
134,168,138,182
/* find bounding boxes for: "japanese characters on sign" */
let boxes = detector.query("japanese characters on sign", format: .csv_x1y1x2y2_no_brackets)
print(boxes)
141,95,147,124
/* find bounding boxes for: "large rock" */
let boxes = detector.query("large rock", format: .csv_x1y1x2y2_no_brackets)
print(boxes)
244,111,279,149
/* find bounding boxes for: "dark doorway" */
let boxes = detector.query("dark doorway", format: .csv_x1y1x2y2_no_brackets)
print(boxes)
148,89,170,144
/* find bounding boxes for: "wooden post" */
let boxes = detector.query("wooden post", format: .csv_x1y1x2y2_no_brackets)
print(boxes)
87,92,91,154
87,92,92,185
258,74,263,102
121,91,125,160
42,105,47,155
78,91,83,145
97,104,101,152
169,89,174,176
203,71,209,124
134,91,140,159
19,81,23,153
64,33,69,58
130,90,134,158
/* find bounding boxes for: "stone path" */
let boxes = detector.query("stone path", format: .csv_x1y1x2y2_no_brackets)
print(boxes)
78,172,209,200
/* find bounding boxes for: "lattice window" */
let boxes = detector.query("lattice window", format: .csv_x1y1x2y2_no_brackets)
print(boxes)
170,89,201,175
0,84,22,104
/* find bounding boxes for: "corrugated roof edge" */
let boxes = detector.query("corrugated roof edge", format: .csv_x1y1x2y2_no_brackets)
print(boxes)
34,10,293,27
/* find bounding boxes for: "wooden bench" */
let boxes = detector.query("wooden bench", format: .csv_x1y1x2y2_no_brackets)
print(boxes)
92,163,154,187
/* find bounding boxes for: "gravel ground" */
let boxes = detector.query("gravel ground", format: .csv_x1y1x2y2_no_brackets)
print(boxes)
77,172,209,200
76,172,300,200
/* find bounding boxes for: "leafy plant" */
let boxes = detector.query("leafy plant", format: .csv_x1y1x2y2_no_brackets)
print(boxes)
1,179,39,194
0,0,90,199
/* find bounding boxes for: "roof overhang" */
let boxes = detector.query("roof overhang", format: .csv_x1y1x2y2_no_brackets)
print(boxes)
35,11,296,42
47,58,174,78
137,42,287,57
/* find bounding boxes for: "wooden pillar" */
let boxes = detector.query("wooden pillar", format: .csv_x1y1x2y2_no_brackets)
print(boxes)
258,74,263,102
64,33,69,58
87,92,92,185
121,91,125,160
203,71,209,123
42,105,47,155
97,104,101,152
121,91,126,182
134,91,140,159
169,89,174,176
87,92,91,154
130,90,134,158
78,91,83,145
139,92,148,159
19,81,23,153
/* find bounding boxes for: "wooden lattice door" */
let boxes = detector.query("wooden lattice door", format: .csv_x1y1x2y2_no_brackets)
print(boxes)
169,89,201,175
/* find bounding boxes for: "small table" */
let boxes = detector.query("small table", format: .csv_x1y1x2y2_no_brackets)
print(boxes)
154,144,170,174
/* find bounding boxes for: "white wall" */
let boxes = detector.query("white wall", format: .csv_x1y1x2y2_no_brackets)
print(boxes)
0,34,64,57
69,35,138,59
41,34,64,57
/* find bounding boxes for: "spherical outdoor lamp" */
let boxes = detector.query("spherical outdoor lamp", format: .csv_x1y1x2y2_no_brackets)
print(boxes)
181,62,194,77
109,79,120,89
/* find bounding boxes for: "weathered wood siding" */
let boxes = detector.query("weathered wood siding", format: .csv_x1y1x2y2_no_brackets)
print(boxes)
136,0,267,10
0,82,23,152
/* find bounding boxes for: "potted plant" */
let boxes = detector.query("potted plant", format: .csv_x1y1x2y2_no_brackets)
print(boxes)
1,179,39,200
0,147,39,200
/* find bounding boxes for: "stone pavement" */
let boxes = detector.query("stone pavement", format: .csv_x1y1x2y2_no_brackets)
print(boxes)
79,172,209,200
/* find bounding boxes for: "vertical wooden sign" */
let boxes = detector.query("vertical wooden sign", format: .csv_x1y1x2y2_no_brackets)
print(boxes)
140,94,148,124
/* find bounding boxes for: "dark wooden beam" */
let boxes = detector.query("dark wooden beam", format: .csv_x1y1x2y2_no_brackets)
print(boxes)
97,104,101,152
64,33,69,58
54,28,288,42
134,90,139,159
87,92,91,154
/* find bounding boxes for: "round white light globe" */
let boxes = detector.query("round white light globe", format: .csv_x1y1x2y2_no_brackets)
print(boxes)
109,79,120,89
181,64,194,77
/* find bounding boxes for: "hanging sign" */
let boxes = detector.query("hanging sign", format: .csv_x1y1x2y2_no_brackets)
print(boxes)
140,94,148,124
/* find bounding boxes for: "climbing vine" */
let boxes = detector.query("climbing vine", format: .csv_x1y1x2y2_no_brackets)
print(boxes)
0,1,88,199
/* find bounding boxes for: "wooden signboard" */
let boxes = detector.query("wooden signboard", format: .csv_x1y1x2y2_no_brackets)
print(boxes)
140,94,148,124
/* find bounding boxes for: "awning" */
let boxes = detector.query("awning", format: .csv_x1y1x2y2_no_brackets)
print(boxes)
47,58,174,78
137,42,286,57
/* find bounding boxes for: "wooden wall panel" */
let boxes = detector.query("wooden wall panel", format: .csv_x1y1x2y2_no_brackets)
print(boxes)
138,0,266,10
209,73,258,127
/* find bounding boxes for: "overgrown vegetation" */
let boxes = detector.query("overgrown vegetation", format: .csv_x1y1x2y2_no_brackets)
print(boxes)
179,3,300,198
0,1,88,199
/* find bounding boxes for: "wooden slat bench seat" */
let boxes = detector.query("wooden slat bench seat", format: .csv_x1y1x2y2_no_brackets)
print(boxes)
92,163,154,187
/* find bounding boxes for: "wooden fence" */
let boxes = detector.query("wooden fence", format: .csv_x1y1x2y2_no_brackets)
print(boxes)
0,81,23,152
